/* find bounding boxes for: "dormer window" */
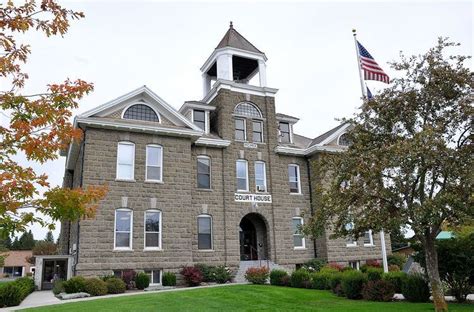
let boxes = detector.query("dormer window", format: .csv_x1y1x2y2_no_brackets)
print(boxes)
123,104,160,122
279,122,291,143
193,110,206,131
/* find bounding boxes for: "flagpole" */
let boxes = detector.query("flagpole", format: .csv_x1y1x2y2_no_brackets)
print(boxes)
352,29,367,99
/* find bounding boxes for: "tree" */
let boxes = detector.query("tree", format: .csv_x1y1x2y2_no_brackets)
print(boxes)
304,39,472,312
45,231,54,243
18,230,35,250
27,240,58,265
0,1,107,238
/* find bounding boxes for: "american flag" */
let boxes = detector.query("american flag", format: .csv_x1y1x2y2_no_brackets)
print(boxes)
357,41,390,84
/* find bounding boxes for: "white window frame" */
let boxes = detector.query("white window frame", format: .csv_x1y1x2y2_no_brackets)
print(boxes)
235,118,247,141
144,269,162,285
192,109,207,132
197,155,211,189
349,261,360,270
116,142,135,181
121,102,161,122
197,214,213,251
292,217,306,249
279,122,292,144
145,144,163,182
236,159,249,192
252,120,264,143
254,161,267,193
144,210,162,250
114,208,133,250
288,164,302,194
364,230,374,246
345,222,357,247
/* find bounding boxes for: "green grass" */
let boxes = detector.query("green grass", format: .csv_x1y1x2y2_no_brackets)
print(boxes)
23,285,473,312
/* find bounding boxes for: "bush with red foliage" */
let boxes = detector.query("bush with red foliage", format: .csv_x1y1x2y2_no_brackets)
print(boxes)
365,260,381,268
244,267,269,284
121,270,136,290
181,266,203,286
362,280,395,302
327,262,344,271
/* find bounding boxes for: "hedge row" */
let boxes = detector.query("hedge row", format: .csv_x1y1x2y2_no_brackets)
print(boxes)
267,265,430,303
0,277,35,307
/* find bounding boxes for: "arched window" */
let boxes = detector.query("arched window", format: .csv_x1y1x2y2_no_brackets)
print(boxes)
123,104,160,122
338,133,351,146
234,102,262,118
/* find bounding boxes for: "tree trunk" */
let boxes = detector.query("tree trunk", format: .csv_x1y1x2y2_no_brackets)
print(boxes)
424,234,448,312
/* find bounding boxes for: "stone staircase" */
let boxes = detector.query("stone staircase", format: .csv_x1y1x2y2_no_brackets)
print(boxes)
234,260,287,283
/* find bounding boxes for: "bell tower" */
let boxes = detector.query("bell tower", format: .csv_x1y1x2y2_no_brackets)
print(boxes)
200,22,268,97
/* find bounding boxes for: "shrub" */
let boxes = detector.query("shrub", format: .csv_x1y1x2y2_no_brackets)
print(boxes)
388,264,400,272
362,280,395,302
106,278,126,294
245,267,269,284
382,271,407,293
326,262,344,271
281,275,291,287
194,264,215,282
100,274,115,282
63,276,86,294
320,266,339,274
52,280,65,295
290,269,311,288
214,266,231,284
181,266,203,286
0,283,22,307
270,269,288,286
162,272,177,286
121,270,136,290
302,259,327,272
365,259,381,268
311,272,332,290
341,270,368,299
388,254,406,269
366,268,383,281
84,278,107,296
0,278,35,307
135,272,150,290
328,272,344,294
401,274,430,302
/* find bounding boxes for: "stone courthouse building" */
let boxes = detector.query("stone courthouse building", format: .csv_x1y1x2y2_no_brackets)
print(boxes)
40,24,391,288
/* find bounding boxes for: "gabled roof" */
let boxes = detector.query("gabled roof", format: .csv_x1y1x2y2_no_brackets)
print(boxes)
216,22,264,55
309,122,350,147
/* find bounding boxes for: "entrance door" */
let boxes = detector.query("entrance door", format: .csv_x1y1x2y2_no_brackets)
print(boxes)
239,217,258,260
42,259,67,290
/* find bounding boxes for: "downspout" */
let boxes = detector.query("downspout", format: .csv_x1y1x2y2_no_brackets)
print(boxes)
74,127,87,275
306,157,318,258
221,148,228,264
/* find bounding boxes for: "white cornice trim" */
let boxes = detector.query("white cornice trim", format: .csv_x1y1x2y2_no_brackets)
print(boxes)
276,115,300,124
78,85,202,132
274,146,307,156
178,102,216,114
202,80,278,103
76,117,203,138
274,144,347,156
318,123,351,146
195,137,231,148
201,47,267,73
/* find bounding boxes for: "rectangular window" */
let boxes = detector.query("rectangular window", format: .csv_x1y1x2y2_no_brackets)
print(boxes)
116,142,135,180
197,156,211,189
364,230,374,246
255,161,266,192
3,267,22,277
292,217,305,248
115,209,132,249
288,164,301,193
345,222,357,247
236,160,249,192
146,145,163,182
349,261,360,270
198,215,212,250
193,110,206,131
235,118,246,141
252,121,263,143
144,269,162,285
279,122,291,143
144,210,161,249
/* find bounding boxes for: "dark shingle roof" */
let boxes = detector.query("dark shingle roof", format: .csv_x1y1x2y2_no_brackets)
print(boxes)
309,123,348,146
216,23,264,54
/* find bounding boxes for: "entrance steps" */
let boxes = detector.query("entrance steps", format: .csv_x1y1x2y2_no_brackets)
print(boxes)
234,260,287,283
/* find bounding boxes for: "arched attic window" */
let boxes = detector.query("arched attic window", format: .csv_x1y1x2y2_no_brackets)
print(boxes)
123,104,160,122
338,133,352,146
234,102,262,118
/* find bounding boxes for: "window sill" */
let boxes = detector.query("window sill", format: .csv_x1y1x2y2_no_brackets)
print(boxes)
289,192,303,196
145,180,163,184
294,247,306,250
115,179,136,182
236,190,250,193
113,248,133,252
346,244,358,248
197,249,214,252
143,248,163,252
364,244,375,247
196,188,213,192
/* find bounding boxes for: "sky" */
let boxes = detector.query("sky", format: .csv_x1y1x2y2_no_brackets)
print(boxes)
4,0,472,240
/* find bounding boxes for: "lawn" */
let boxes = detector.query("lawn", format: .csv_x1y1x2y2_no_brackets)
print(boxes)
23,285,473,312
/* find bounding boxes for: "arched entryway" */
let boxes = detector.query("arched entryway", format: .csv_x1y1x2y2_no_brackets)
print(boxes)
239,213,269,261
